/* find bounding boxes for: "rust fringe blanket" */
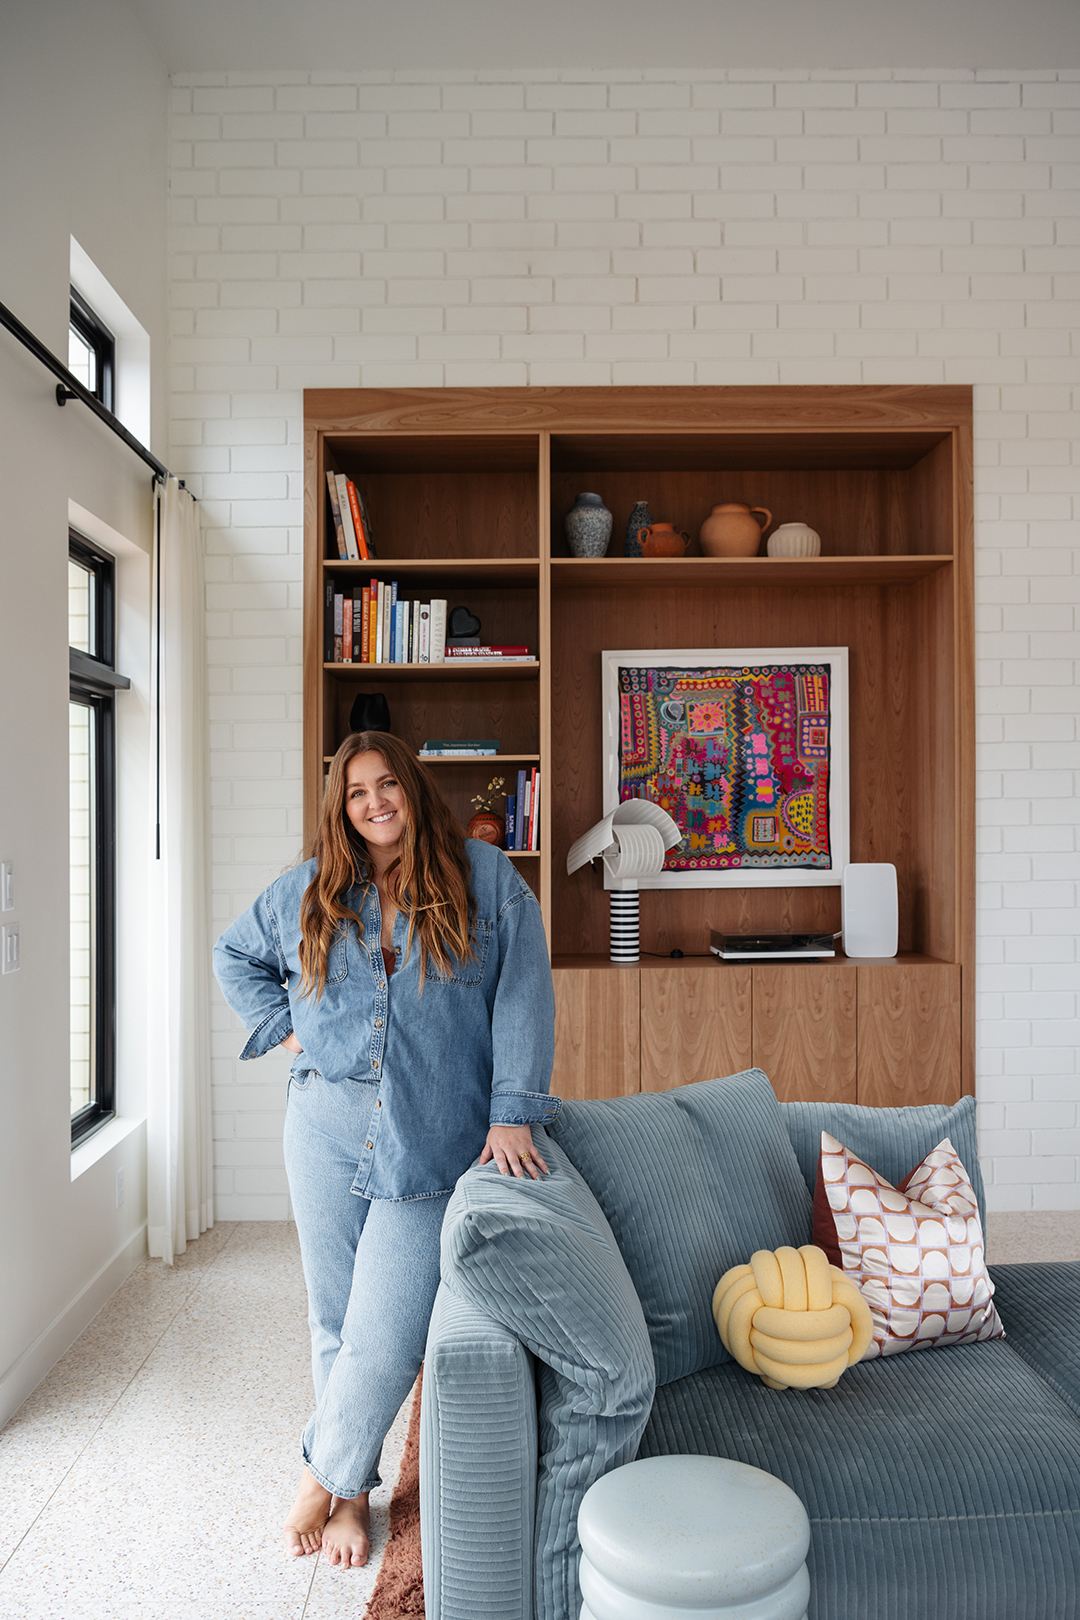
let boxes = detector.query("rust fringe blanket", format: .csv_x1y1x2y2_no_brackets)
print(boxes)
366,1373,425,1619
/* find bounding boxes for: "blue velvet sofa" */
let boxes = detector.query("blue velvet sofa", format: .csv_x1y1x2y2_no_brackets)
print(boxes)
419,1070,1080,1620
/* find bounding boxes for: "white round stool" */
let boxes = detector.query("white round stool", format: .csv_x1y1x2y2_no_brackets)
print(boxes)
577,1454,810,1620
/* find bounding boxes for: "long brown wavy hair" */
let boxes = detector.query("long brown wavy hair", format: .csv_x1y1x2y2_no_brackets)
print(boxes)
298,731,474,998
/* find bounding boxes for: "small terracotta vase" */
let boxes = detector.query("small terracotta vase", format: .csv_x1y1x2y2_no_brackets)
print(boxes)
699,503,773,558
467,812,503,846
639,522,689,558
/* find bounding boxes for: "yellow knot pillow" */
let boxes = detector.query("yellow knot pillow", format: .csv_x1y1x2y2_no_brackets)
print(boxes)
712,1244,874,1391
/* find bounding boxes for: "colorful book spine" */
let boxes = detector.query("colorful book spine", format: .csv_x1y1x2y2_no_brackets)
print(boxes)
390,581,399,662
529,768,540,849
352,587,363,661
419,603,430,662
342,596,353,663
518,767,531,848
326,472,347,559
429,598,447,664
346,479,370,561
505,795,516,849
333,592,343,663
361,586,371,662
376,581,387,662
335,474,359,559
324,579,335,660
368,579,377,663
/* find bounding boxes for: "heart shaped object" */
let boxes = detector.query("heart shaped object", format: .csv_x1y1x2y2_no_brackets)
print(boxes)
448,605,482,641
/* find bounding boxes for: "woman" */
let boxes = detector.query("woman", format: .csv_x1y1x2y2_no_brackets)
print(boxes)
213,731,558,1567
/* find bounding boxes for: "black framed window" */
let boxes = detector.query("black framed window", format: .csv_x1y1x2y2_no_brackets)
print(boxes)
69,535,129,1145
68,289,115,412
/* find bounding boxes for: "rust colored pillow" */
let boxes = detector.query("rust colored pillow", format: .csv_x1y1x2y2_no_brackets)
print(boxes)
813,1131,1004,1360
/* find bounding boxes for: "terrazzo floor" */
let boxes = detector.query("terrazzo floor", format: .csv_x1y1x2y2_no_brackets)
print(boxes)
0,1223,412,1620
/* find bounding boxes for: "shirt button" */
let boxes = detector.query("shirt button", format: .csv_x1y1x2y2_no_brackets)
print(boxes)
375,1019,383,1028
366,1140,373,1149
376,1099,382,1108
373,1059,379,1068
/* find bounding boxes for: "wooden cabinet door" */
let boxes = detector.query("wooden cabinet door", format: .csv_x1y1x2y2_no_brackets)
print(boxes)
857,963,961,1106
551,966,639,1101
640,965,752,1093
751,964,857,1104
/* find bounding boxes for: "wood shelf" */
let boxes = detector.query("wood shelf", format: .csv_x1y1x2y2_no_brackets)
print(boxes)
550,555,952,586
323,557,539,583
553,951,953,971
323,752,541,764
323,661,539,679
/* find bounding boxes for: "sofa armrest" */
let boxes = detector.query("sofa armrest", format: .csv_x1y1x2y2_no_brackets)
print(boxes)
989,1261,1080,1422
421,1282,538,1620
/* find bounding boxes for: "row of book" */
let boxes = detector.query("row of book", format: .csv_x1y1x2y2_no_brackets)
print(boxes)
419,739,499,756
506,767,540,851
325,583,447,664
326,473,377,561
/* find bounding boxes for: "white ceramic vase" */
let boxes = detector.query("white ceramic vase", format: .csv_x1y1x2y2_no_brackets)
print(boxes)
767,522,821,558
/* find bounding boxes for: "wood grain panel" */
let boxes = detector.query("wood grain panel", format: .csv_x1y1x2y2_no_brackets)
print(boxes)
552,966,639,1101
751,965,857,1104
640,965,752,1092
857,964,961,1108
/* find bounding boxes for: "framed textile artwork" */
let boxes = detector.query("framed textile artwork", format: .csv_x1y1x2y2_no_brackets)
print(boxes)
601,648,850,889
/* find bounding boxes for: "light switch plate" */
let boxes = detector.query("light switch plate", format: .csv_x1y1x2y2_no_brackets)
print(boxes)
2,924,20,973
0,863,12,911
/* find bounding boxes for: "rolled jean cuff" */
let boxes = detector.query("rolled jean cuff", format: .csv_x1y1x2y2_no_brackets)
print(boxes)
302,1447,381,1499
489,1090,561,1127
240,1006,293,1060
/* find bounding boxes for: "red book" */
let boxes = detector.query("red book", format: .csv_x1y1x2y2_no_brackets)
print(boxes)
346,480,370,561
342,597,353,663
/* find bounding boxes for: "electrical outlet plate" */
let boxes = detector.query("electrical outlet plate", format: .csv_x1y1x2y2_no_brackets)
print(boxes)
0,863,12,911
1,924,19,973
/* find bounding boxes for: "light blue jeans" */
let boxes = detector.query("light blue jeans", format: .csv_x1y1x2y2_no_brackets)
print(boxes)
283,1070,451,1498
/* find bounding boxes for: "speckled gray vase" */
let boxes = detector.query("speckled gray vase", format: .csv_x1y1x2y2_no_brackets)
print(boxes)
565,492,613,558
624,500,652,558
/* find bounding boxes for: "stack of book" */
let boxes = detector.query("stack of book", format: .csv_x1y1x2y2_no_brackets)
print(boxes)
325,583,447,664
444,644,533,663
419,740,499,757
505,767,540,851
326,472,376,561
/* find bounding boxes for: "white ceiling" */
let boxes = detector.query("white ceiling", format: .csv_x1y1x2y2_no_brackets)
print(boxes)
125,0,1080,74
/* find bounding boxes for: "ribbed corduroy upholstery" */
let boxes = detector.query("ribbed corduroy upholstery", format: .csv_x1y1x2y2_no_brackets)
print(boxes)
550,1070,813,1385
781,1094,987,1223
990,1261,1080,1421
420,1286,537,1620
641,1338,1080,1620
440,1130,655,1620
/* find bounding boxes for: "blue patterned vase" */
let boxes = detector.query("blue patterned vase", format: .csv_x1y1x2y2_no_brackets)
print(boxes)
624,500,652,558
564,492,613,558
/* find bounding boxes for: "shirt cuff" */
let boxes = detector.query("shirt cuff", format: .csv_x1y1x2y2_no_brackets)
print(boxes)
489,1090,562,1127
239,1006,293,1060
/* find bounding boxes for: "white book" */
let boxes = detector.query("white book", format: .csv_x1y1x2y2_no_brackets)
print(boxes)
419,602,430,663
411,599,420,663
530,771,540,849
429,598,447,664
395,600,406,664
334,474,360,560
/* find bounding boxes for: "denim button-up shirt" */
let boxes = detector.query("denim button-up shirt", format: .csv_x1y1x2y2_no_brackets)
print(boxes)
213,838,559,1200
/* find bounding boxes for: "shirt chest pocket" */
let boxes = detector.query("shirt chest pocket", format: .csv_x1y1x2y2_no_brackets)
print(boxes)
444,918,493,987
327,934,349,984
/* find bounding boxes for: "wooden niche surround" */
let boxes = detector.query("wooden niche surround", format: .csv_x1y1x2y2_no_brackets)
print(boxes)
304,385,974,1110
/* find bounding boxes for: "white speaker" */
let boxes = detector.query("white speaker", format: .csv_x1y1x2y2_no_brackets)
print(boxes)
842,863,898,958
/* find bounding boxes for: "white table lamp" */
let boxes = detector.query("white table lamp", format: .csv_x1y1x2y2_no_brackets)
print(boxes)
566,801,682,962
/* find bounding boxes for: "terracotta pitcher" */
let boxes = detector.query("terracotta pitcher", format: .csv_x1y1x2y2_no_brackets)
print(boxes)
638,522,689,558
699,503,773,558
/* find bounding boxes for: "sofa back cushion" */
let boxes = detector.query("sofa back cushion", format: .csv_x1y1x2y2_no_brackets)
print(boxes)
549,1069,813,1386
781,1094,986,1227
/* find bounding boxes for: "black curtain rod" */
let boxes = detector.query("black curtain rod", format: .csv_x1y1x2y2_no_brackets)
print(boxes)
0,294,183,487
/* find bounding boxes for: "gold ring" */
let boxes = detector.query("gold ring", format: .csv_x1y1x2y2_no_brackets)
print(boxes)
519,1152,532,1163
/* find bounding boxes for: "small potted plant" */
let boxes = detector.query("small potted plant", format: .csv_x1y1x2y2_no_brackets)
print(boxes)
467,777,506,846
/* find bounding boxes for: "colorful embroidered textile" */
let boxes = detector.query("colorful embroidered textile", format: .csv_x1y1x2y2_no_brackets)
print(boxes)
618,663,833,873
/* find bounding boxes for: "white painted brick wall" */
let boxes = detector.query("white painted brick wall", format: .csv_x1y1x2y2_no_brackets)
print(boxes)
168,67,1080,1219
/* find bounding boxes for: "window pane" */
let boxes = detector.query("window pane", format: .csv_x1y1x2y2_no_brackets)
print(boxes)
70,701,96,1116
68,559,92,653
68,324,96,394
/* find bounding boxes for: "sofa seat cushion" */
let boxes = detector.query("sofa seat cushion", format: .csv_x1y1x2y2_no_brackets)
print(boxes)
990,1261,1080,1421
641,1338,1080,1620
550,1070,813,1385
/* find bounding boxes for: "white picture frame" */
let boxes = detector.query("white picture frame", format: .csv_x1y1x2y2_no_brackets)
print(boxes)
601,647,850,890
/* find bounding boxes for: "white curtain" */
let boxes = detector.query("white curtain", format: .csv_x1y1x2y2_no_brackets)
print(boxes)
147,476,213,1264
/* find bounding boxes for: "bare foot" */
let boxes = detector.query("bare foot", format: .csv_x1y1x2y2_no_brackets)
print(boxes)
321,1492,371,1569
283,1466,332,1557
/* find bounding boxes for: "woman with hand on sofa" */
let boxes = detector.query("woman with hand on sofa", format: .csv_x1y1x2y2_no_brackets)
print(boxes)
213,730,558,1568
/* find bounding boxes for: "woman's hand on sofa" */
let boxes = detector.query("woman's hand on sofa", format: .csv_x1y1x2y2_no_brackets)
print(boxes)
481,1126,549,1180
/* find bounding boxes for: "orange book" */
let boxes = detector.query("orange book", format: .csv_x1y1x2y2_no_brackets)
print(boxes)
361,586,371,662
346,480,370,561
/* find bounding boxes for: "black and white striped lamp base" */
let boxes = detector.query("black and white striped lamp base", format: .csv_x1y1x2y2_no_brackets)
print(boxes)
609,890,640,962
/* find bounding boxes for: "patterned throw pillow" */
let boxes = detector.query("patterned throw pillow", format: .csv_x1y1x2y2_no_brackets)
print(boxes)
813,1131,1005,1359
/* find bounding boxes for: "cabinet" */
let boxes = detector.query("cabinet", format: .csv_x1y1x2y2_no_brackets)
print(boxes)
304,386,974,1107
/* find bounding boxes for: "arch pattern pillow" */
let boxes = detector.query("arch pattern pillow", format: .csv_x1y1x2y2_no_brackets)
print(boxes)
813,1131,1004,1359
